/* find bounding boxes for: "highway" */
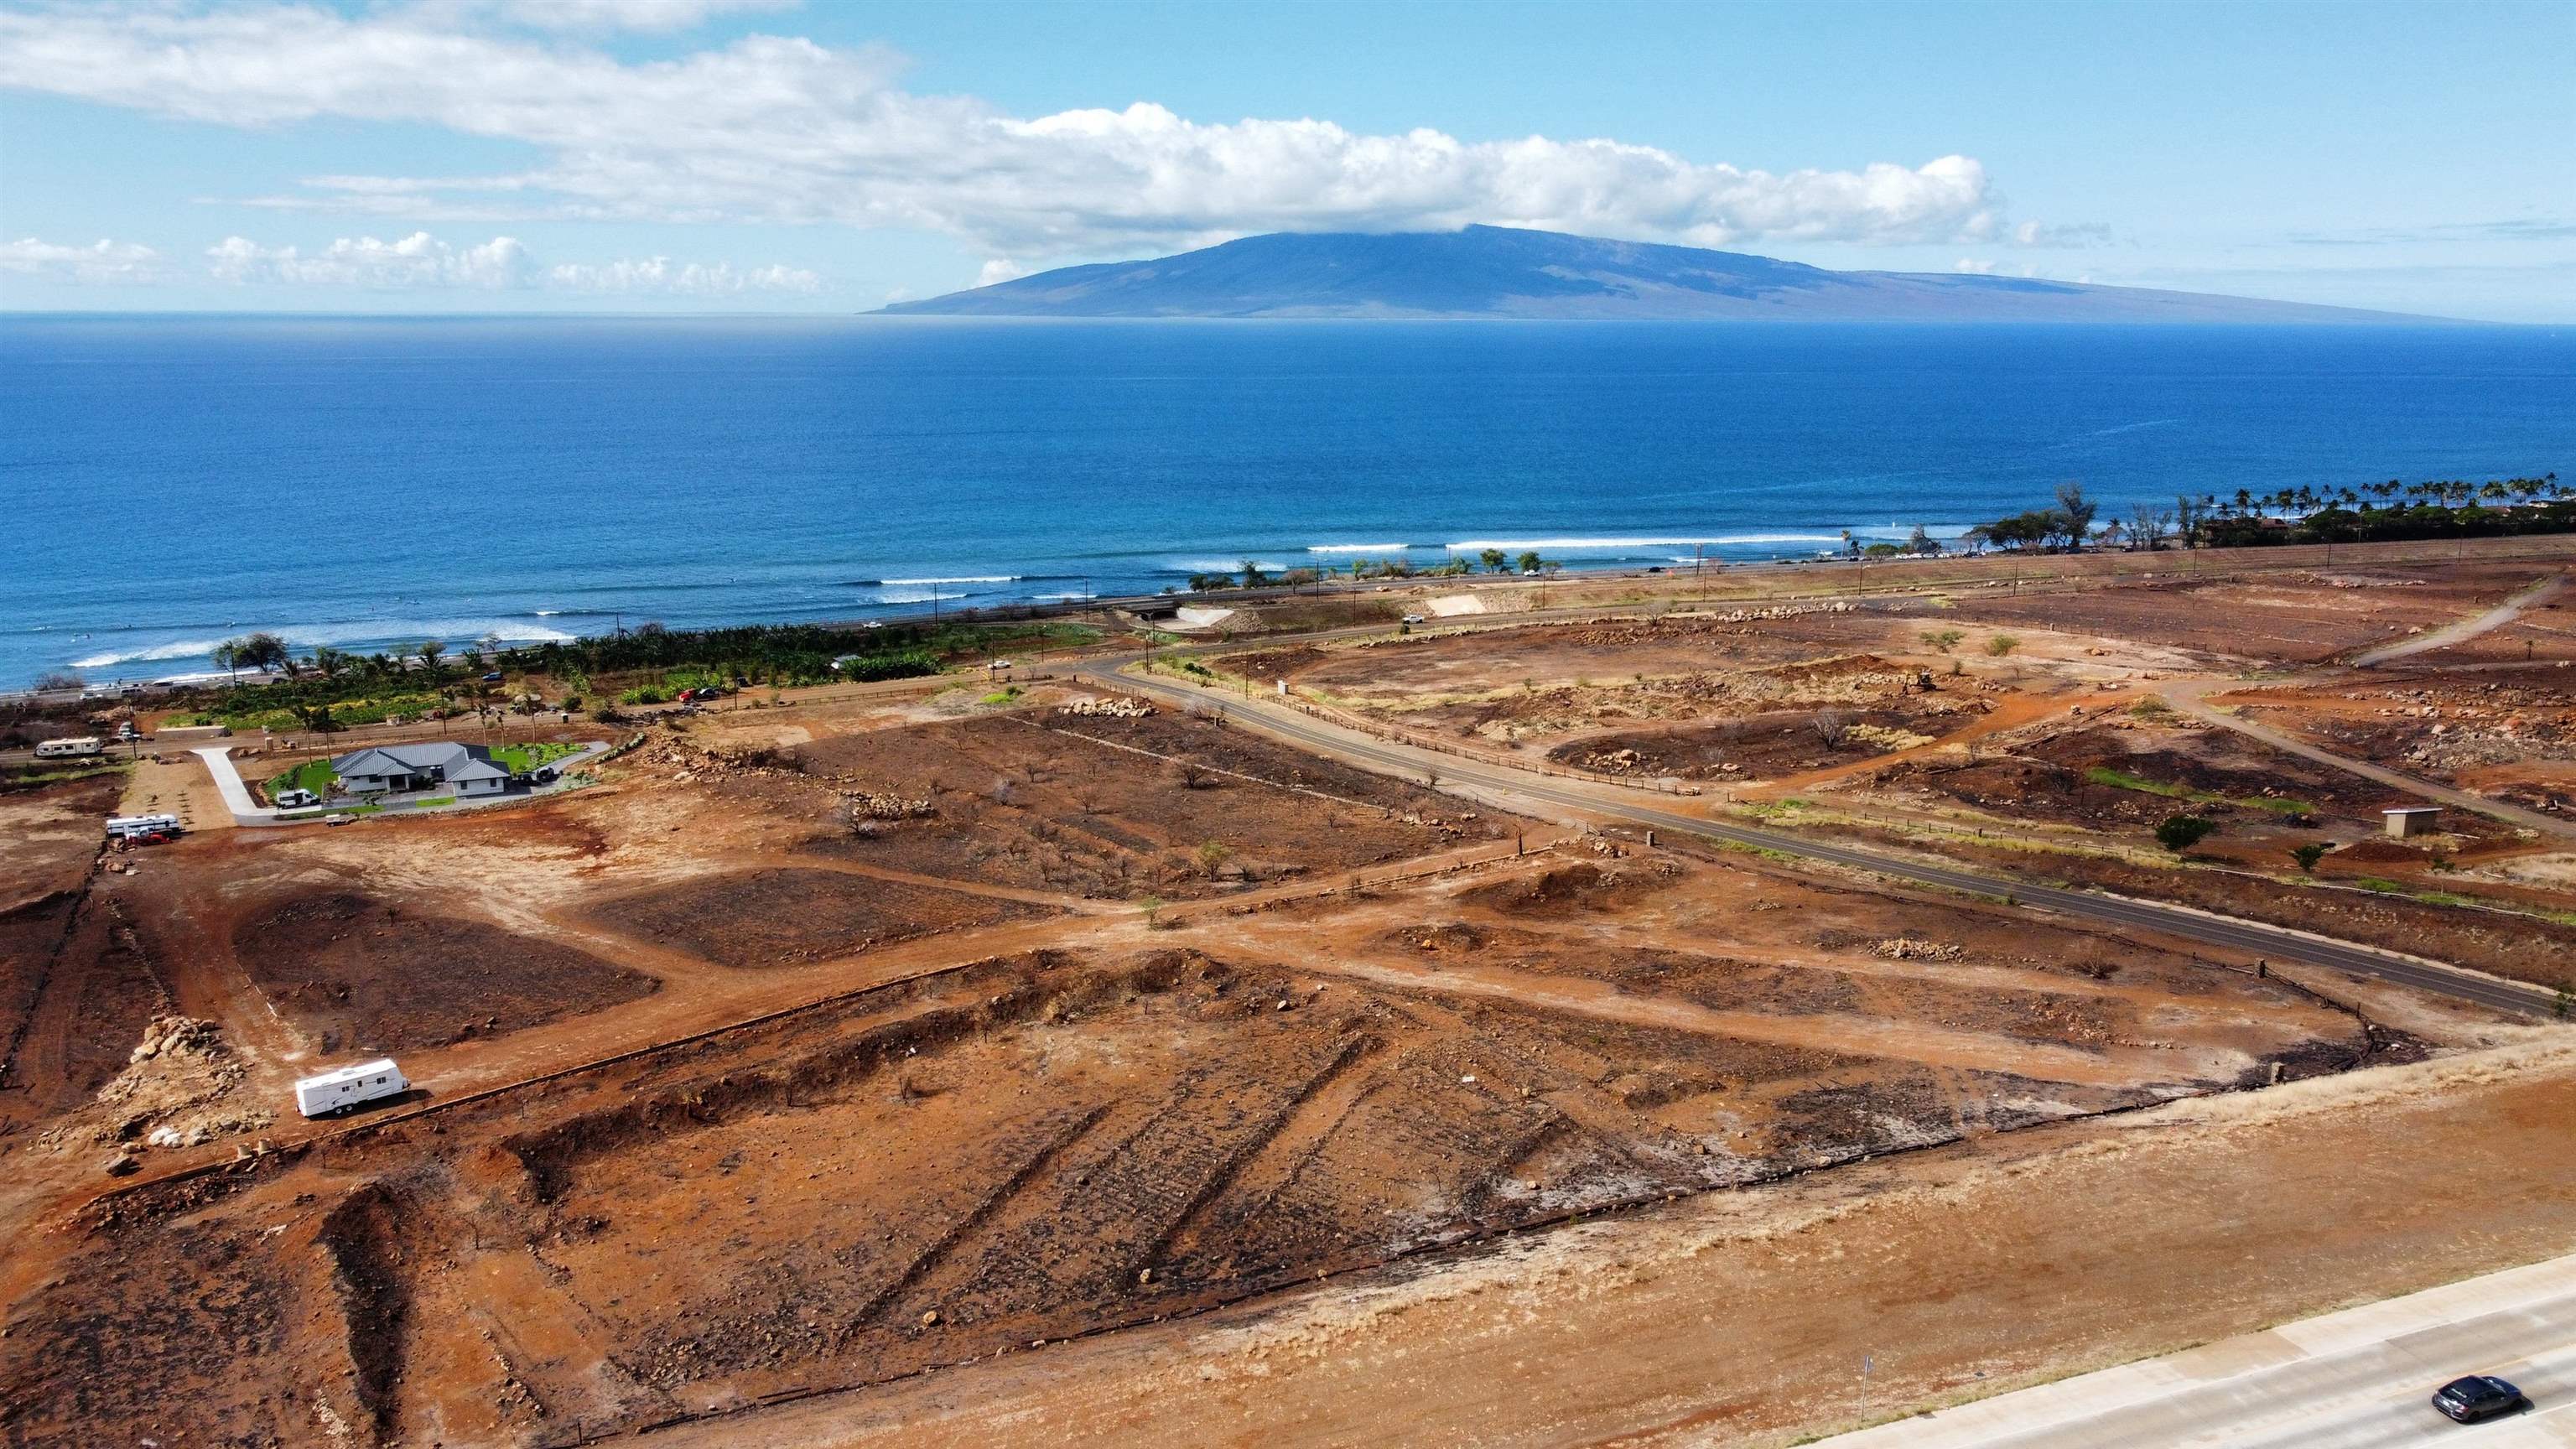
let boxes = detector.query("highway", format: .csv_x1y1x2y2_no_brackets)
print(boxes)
1084,657,2562,1018
1810,1253,2576,1447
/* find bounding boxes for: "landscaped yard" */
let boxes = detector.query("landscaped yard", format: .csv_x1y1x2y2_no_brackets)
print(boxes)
266,757,335,802
487,740,585,774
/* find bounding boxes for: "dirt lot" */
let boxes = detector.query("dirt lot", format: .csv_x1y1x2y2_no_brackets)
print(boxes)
2225,665,2576,819
792,708,1497,897
0,849,2376,1446
0,777,164,1136
1940,563,2558,665
597,866,1056,969
644,1036,2576,1449
235,891,660,1052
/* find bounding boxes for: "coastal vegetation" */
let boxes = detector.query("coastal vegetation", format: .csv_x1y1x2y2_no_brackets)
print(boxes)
169,620,1096,732
1967,475,2570,553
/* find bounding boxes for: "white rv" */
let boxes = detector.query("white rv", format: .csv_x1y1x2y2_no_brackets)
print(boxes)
34,736,102,759
293,1058,408,1118
104,813,182,841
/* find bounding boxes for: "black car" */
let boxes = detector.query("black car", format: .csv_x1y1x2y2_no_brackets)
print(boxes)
2433,1374,2529,1423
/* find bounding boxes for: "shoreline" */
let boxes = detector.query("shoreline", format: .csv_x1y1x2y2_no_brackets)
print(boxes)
17,530,2576,703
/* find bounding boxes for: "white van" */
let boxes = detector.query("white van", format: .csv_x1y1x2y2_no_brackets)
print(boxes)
105,813,182,841
274,787,320,808
34,737,102,759
293,1058,408,1117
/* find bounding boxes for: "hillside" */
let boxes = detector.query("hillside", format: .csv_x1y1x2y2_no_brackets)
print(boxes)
879,226,2422,322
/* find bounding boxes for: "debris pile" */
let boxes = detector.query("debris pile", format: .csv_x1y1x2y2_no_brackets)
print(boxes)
845,792,937,821
43,1015,273,1156
1057,695,1156,719
1872,937,1966,962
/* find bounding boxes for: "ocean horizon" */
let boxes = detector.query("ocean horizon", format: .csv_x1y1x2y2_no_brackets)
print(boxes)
4,314,2569,689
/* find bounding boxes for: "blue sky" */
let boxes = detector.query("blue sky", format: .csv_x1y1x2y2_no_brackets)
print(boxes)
2,0,2568,319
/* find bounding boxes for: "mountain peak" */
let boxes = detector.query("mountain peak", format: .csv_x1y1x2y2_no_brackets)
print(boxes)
878,226,2423,322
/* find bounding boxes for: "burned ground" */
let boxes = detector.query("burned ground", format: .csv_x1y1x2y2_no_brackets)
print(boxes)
0,849,2367,1448
595,866,1056,970
233,891,659,1052
1939,564,2553,665
792,709,1498,897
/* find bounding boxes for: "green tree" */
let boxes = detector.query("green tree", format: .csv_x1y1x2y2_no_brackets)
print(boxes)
416,639,448,680
2289,842,2329,873
1479,548,1508,573
1195,840,1232,880
1239,559,1268,588
1919,629,1965,654
2156,814,2216,854
1516,551,1542,574
1984,634,2020,658
233,631,291,676
2055,481,2098,548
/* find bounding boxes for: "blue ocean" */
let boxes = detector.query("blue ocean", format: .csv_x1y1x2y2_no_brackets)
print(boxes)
3,315,2570,688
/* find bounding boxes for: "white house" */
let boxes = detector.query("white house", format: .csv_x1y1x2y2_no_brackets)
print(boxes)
330,741,512,797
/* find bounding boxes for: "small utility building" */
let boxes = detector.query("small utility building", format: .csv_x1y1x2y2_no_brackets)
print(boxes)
2383,806,2443,838
331,741,512,797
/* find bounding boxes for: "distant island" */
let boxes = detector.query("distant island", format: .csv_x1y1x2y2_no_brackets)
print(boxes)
879,225,2428,322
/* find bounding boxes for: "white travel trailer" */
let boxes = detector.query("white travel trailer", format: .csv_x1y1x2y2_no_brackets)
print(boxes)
104,813,182,841
293,1058,408,1118
34,736,102,759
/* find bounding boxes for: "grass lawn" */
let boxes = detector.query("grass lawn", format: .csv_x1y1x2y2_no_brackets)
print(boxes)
267,757,335,801
485,740,584,774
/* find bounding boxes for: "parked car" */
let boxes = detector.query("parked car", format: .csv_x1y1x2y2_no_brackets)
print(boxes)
481,671,504,683
274,787,319,808
1400,614,1426,625
2432,1375,2529,1424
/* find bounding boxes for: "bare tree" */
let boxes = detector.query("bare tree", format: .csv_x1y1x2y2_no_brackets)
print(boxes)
1811,710,1850,750
2128,502,2173,551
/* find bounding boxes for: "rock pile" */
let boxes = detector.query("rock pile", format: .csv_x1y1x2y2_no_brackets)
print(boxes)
1872,937,1966,961
845,792,937,821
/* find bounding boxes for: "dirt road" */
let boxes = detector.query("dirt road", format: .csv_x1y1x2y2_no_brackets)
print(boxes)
2161,676,2576,840
1087,658,2560,1015
2352,568,2571,667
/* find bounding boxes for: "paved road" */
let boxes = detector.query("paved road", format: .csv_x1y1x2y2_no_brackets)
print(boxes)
1809,1252,2576,1447
2353,569,2570,667
1084,660,2560,1017
2163,678,2576,841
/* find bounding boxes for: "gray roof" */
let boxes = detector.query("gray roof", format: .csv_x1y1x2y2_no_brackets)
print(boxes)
443,758,509,782
332,741,491,776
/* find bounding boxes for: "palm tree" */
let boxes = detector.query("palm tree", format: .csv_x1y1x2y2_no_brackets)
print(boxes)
416,640,446,681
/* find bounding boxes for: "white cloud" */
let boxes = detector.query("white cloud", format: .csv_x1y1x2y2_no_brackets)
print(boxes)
548,257,819,293
0,4,2005,265
1,236,164,283
2012,220,2112,248
465,0,798,32
204,231,818,293
207,231,533,288
1953,257,2039,278
976,258,1033,287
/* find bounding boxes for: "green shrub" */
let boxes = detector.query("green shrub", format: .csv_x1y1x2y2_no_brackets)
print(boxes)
2155,814,2216,853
